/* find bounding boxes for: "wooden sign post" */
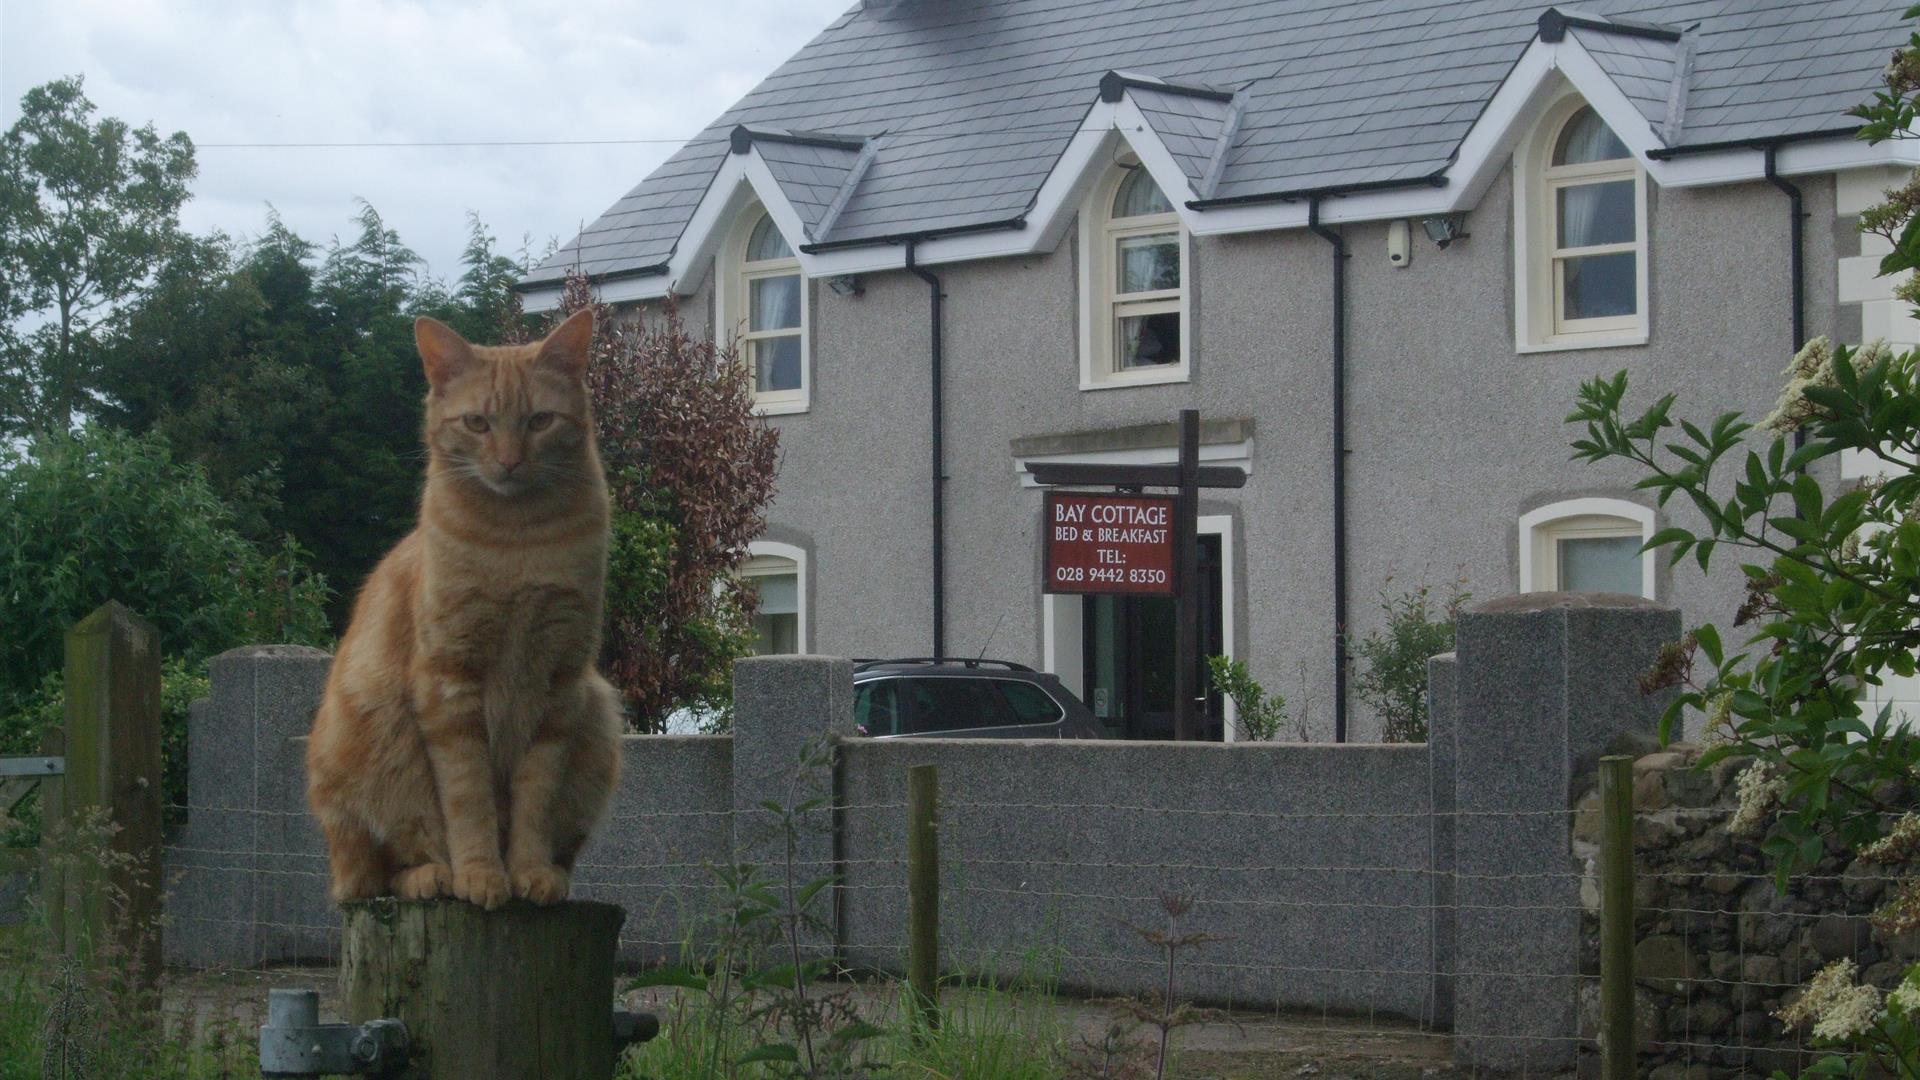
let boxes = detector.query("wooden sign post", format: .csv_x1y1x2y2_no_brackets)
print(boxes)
1032,410,1243,741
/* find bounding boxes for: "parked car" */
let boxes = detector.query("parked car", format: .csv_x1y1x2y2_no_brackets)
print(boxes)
851,658,1106,739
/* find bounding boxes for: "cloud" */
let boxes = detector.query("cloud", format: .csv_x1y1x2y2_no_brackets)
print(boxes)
0,0,851,281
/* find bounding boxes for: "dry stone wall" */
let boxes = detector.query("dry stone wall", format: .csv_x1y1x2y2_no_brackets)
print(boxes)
1573,744,1917,1078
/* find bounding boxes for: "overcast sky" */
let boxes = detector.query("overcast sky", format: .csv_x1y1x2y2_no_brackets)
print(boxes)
1,0,850,284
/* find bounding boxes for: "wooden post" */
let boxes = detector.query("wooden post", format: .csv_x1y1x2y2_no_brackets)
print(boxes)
58,601,163,988
906,764,939,1029
1599,755,1636,1080
1172,408,1200,741
341,899,626,1080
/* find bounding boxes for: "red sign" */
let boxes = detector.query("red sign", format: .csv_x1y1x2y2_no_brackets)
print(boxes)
1043,492,1175,595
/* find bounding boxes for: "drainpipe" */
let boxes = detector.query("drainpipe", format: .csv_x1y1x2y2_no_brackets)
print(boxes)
905,240,946,657
1307,198,1349,744
1762,145,1808,452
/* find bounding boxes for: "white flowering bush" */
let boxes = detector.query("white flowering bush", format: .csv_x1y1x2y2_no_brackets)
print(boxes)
1774,961,1920,1076
1568,13,1920,1075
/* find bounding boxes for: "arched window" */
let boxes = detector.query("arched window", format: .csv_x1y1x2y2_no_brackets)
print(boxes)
1518,498,1655,599
740,541,808,654
1079,157,1189,387
1516,98,1648,350
722,204,808,413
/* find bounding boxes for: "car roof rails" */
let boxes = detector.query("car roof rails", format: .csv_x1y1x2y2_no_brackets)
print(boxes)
851,657,1037,673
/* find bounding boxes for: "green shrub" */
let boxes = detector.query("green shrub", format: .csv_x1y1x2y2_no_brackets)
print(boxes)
0,427,331,723
1204,656,1290,741
1351,580,1468,744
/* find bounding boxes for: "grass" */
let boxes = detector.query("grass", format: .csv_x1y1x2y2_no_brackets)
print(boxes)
617,970,1092,1080
0,926,258,1080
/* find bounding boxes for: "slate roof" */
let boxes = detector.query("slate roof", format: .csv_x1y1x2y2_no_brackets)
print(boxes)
741,129,874,242
527,0,1910,287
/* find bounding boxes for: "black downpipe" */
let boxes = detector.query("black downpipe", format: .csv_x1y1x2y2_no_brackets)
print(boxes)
1307,198,1348,744
906,241,946,656
1763,145,1808,451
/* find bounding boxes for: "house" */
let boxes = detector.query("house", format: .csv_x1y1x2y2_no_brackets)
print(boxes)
521,0,1920,741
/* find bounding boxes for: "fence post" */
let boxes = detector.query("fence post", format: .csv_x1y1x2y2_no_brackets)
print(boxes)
58,601,164,989
907,763,939,1028
1599,754,1636,1079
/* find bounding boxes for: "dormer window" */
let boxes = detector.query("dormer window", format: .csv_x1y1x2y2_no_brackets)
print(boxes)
1079,158,1189,387
723,204,808,413
1515,98,1648,351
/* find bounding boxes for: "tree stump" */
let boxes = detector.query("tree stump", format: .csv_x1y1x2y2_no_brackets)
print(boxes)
340,898,626,1080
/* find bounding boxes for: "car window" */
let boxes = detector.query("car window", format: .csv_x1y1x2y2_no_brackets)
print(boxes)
854,680,901,736
997,681,1063,724
899,678,1016,734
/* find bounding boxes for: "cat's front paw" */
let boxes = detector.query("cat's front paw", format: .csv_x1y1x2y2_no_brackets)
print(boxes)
392,863,453,900
452,861,511,910
511,864,571,905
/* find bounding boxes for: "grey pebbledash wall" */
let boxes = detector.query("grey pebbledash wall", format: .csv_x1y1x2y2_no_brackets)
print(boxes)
635,166,1844,745
163,593,1677,1072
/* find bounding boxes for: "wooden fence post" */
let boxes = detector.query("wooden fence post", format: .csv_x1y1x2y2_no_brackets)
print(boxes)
907,764,939,1029
1599,755,1636,1080
341,899,626,1079
58,601,164,989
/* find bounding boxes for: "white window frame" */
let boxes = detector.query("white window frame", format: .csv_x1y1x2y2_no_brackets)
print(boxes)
1517,497,1655,599
1514,94,1650,353
1077,156,1191,389
718,203,810,415
741,540,809,653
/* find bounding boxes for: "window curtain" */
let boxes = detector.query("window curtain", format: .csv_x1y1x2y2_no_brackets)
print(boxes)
751,274,801,332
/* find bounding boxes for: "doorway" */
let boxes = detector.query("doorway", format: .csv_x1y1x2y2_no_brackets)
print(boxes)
1079,534,1225,740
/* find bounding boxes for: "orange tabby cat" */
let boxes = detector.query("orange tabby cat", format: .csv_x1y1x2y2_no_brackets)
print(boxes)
306,309,621,910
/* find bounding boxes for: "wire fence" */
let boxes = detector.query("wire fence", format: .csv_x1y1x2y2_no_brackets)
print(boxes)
8,613,1908,1078
8,749,1907,1078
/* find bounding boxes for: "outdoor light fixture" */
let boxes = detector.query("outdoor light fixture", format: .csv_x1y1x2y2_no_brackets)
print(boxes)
827,274,865,297
1420,213,1469,249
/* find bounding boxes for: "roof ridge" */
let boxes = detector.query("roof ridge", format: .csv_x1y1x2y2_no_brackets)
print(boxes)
729,124,869,154
1196,92,1250,201
1538,7,1685,44
1100,70,1238,104
810,141,880,243
1661,29,1697,144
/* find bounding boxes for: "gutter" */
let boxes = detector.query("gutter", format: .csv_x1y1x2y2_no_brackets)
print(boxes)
1187,172,1447,211
1306,197,1349,744
1643,126,1863,160
515,260,669,295
905,240,947,657
801,215,1027,255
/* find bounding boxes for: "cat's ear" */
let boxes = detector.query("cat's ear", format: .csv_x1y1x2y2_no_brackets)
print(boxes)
536,308,595,381
415,317,474,391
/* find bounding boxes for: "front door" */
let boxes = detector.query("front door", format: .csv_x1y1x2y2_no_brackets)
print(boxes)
1080,534,1224,740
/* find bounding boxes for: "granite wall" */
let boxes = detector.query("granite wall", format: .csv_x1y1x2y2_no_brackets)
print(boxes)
159,593,1680,1072
1571,744,1918,1079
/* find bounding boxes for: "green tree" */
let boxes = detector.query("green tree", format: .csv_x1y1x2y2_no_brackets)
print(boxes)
85,200,540,626
448,211,532,344
0,76,195,435
0,426,331,721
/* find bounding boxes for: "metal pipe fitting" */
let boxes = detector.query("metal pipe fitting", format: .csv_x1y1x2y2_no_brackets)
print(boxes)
259,988,409,1077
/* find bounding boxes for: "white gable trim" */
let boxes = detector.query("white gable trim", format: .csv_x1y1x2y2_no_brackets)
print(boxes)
528,36,1920,309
